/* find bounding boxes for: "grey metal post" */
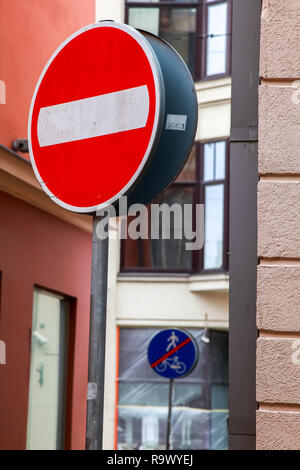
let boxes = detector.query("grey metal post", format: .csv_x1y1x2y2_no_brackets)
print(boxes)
229,0,261,450
166,379,174,450
86,215,109,450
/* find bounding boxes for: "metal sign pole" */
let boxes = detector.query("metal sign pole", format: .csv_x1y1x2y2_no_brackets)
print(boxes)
86,215,109,450
166,378,174,450
148,329,198,450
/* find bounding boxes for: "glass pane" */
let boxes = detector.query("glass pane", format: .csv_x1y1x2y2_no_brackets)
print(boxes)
118,405,167,450
117,328,229,450
119,382,169,406
159,8,196,76
204,184,224,269
119,329,167,381
169,409,211,450
175,146,196,182
128,0,158,2
128,7,196,76
128,0,198,3
210,411,228,450
174,383,210,409
122,185,195,271
119,328,212,383
129,8,160,36
210,330,228,383
210,330,228,451
212,385,228,409
203,142,215,181
215,141,226,180
151,185,194,270
26,290,69,450
204,141,226,181
206,3,228,76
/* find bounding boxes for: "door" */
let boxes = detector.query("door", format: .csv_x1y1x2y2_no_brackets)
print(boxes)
26,289,70,450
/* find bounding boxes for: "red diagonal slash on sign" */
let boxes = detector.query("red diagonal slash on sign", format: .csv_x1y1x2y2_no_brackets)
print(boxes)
150,337,191,368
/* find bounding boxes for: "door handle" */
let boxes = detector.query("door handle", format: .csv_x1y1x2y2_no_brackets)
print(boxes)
33,330,48,345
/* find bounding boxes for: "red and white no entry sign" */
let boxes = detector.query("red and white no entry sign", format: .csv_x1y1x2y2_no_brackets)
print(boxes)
28,22,163,213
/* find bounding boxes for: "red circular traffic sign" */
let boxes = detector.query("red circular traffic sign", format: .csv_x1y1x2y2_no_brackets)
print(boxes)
28,22,163,213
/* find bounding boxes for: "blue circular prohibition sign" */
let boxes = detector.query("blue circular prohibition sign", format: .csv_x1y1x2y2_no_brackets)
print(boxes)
148,328,198,379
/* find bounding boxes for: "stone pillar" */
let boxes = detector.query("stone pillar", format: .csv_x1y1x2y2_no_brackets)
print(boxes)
257,0,300,450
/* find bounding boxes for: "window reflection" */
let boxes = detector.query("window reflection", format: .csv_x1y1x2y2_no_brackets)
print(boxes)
215,141,226,179
121,141,228,273
126,0,231,80
204,141,226,181
131,0,199,3
206,3,228,76
151,186,194,270
129,7,196,76
204,184,224,269
117,328,229,450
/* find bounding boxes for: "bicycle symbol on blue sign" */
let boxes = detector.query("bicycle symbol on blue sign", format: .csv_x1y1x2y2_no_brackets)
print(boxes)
156,356,186,374
147,329,198,379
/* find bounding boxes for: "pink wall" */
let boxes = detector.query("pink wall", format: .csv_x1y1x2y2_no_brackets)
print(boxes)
0,191,92,449
0,0,95,155
0,0,95,449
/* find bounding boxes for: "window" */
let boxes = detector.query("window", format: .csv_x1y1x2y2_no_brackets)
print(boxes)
121,140,229,273
116,328,228,450
125,0,231,81
26,289,71,450
202,141,227,270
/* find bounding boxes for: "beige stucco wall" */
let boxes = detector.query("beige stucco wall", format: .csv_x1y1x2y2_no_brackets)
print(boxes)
96,0,124,24
103,221,229,449
257,0,300,450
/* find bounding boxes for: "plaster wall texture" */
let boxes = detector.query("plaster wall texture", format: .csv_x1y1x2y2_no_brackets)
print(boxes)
257,410,300,450
257,0,300,450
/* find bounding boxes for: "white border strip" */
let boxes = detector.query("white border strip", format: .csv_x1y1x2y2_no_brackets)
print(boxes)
37,85,150,147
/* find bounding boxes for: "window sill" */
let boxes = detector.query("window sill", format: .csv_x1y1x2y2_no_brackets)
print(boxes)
117,272,189,283
195,77,232,107
188,274,229,293
195,76,231,91
117,272,229,292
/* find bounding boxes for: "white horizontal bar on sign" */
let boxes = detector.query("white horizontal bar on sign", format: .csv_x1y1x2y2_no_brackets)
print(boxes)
37,85,150,147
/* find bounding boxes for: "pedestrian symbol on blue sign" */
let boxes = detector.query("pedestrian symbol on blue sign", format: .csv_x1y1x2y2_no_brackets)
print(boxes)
147,329,198,379
166,331,179,351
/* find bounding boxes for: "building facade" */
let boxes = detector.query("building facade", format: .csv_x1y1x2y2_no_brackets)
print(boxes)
96,0,232,450
0,0,231,450
1,0,297,451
